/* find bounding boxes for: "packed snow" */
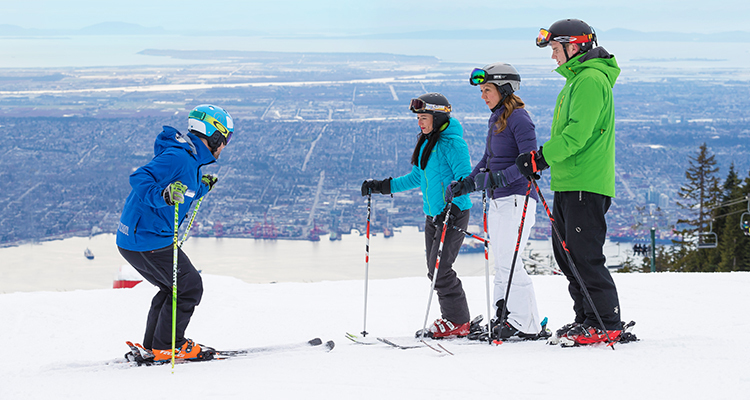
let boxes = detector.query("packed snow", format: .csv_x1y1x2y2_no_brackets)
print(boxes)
1,269,748,399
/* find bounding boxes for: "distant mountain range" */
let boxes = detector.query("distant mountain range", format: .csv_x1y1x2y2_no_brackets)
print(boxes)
1,22,747,42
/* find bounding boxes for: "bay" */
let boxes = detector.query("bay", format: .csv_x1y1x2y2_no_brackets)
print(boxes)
2,35,750,71
0,226,638,293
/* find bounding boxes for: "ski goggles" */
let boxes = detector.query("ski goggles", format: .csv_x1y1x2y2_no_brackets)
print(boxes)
189,110,233,144
536,28,595,48
409,98,451,113
469,68,521,86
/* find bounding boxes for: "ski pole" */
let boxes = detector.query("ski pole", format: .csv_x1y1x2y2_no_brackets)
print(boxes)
178,195,204,248
362,190,372,337
171,202,179,372
497,180,532,338
531,179,615,349
482,189,492,345
450,224,489,244
420,199,453,339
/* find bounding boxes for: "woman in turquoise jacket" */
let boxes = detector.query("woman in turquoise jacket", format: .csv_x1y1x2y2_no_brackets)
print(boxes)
361,93,473,338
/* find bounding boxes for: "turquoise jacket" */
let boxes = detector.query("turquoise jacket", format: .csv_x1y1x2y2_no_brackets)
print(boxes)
390,117,472,217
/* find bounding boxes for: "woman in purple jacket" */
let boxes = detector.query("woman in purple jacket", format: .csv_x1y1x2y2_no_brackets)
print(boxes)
450,62,542,340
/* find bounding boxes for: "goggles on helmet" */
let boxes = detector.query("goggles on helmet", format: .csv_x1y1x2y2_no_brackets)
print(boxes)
536,28,595,48
189,110,233,144
536,29,552,47
409,98,451,113
469,68,521,86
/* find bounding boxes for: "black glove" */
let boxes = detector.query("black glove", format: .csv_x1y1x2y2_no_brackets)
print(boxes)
515,148,548,180
201,174,218,191
475,170,510,190
447,177,475,198
361,178,392,196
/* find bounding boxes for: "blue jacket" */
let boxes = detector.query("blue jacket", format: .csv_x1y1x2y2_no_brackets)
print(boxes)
469,106,539,201
390,117,472,217
116,126,215,251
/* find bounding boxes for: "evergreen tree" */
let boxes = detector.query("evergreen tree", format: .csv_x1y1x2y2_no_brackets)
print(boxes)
715,164,749,271
674,143,721,271
738,170,750,271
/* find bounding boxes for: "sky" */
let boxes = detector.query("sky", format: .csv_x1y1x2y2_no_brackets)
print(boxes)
3,0,749,35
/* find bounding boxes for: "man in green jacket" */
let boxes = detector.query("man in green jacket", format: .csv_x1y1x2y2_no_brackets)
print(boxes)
515,18,624,346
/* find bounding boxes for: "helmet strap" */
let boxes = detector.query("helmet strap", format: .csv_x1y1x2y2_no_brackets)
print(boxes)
491,83,514,112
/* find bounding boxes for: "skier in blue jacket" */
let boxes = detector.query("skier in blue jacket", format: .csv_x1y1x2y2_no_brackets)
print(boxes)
361,93,473,338
117,104,233,362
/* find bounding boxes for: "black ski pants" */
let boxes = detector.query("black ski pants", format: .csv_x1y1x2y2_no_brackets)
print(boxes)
118,244,203,350
551,191,622,330
424,205,471,325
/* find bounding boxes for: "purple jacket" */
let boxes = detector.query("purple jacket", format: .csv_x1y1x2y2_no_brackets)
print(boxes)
469,106,539,201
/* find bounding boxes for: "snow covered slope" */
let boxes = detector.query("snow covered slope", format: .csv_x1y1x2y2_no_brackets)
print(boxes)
1,272,748,399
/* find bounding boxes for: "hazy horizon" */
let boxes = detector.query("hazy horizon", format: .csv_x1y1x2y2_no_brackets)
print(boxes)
3,1,748,35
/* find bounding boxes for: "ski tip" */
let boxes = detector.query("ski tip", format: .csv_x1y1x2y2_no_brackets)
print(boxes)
492,340,503,345
325,340,335,351
309,338,323,346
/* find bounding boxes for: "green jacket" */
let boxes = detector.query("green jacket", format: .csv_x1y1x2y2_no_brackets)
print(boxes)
542,47,620,197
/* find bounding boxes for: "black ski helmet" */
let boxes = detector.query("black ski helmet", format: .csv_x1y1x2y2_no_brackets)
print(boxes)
537,18,597,53
409,92,451,133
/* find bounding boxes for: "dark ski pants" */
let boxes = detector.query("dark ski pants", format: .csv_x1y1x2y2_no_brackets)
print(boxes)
424,206,471,325
551,191,622,330
118,245,203,350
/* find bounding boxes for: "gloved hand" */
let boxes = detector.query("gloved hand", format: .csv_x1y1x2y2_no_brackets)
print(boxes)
163,181,188,206
448,177,475,198
474,170,510,190
201,174,218,191
515,148,548,180
361,178,392,196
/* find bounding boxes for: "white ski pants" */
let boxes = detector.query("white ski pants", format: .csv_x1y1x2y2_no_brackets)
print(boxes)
488,195,541,335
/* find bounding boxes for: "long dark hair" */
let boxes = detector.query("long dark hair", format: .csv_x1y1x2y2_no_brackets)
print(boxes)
410,111,450,169
410,130,441,170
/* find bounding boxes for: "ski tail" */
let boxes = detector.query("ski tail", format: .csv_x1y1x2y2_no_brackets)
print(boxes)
214,337,331,358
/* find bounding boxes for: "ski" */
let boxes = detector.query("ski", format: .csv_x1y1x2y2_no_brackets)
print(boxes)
377,337,426,350
123,338,334,366
346,332,449,354
345,332,378,345
215,338,335,358
379,337,448,354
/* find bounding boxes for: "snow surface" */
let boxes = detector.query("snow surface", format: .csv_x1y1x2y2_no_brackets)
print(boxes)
1,272,748,399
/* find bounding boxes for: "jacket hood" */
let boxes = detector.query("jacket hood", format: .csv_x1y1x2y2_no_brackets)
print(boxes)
557,47,620,87
154,125,216,165
441,117,464,139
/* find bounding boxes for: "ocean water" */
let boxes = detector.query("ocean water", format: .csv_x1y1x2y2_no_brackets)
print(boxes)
2,35,750,71
0,226,638,293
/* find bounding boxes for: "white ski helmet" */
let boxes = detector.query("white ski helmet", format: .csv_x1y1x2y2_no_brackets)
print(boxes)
188,104,234,151
469,62,521,94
